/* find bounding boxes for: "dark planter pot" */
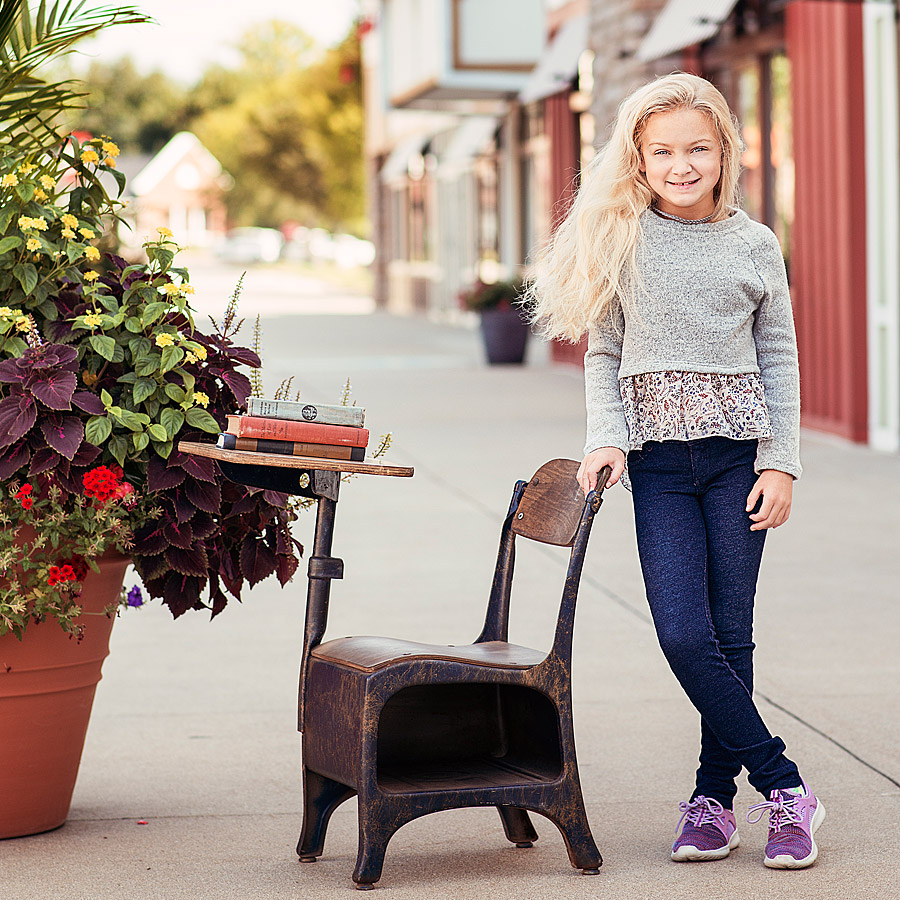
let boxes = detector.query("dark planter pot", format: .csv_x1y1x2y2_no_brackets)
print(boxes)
479,305,529,365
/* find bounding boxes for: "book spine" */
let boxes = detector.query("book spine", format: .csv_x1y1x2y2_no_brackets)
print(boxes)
246,397,365,427
226,415,368,447
217,433,365,461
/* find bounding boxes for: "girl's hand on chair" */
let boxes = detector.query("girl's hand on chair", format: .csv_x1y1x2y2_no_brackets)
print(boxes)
578,447,626,496
746,469,793,530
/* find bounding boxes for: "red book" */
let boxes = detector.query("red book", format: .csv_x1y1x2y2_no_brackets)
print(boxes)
226,415,369,448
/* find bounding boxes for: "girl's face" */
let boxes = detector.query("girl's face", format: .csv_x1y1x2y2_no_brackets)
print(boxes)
639,108,722,219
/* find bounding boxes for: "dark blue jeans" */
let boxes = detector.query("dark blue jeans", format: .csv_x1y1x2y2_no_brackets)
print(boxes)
628,437,801,807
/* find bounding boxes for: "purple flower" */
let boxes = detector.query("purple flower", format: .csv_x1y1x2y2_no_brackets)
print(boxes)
126,585,144,608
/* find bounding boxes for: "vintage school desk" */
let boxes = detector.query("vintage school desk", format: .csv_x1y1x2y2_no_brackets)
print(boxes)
180,443,605,889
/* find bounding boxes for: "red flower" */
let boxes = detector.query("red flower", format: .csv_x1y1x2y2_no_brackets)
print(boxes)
21,497,33,510
83,465,122,503
15,484,34,509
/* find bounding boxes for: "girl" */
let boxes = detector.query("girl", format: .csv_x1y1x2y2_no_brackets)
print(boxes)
530,73,824,869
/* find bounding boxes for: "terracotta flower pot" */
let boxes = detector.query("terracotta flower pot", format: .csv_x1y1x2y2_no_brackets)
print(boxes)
0,550,129,839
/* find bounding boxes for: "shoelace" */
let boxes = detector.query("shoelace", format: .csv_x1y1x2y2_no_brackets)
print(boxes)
746,793,803,833
677,796,726,830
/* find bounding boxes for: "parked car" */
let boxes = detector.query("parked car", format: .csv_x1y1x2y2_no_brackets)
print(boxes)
216,227,284,264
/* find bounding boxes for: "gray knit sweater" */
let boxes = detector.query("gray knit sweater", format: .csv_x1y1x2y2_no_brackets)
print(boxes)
584,208,801,478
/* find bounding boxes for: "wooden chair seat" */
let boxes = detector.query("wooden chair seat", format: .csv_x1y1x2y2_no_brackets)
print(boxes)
311,636,547,673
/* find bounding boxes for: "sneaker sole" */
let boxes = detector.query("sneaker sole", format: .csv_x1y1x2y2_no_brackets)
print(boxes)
764,799,826,869
672,830,740,862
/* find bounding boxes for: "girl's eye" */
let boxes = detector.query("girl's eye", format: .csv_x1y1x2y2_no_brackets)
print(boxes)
692,146,709,152
654,149,669,155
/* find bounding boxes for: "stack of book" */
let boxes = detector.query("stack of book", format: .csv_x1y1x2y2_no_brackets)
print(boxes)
217,397,368,461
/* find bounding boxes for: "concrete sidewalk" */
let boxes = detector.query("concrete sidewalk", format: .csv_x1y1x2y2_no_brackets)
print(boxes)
5,310,899,899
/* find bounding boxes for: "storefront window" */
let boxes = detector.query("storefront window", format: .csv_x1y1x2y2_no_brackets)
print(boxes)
770,53,794,261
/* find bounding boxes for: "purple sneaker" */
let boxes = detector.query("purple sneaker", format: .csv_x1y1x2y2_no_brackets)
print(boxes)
671,795,740,861
747,781,825,869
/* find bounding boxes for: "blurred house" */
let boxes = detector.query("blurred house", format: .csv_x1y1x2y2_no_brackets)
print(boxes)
114,132,232,256
364,0,900,453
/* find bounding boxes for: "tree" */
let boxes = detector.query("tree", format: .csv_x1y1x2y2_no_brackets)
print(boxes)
0,0,152,155
190,22,364,232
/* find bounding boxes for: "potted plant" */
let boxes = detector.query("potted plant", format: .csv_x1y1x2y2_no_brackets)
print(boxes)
0,2,306,837
459,277,529,365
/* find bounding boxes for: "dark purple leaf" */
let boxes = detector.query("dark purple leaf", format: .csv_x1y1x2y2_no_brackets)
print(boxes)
222,369,252,405
0,395,36,446
275,552,299,586
0,442,30,479
184,478,221,514
162,573,203,618
225,346,260,367
222,488,258,517
165,544,209,578
71,440,101,466
210,587,228,618
148,454,186,492
45,344,79,367
0,358,25,383
71,391,105,414
262,490,288,508
29,447,61,475
174,490,196,523
30,370,77,410
163,519,194,550
179,453,217,484
41,416,84,460
190,511,218,539
133,523,167,556
239,534,276,587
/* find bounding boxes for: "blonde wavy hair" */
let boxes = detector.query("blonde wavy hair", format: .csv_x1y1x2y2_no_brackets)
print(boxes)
528,73,744,343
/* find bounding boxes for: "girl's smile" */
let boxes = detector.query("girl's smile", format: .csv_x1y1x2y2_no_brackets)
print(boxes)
640,108,722,219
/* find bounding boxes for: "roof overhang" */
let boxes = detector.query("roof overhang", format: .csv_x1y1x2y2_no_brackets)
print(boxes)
636,0,738,62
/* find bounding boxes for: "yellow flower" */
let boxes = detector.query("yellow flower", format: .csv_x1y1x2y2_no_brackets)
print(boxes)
79,227,95,239
61,213,78,228
161,282,181,296
155,333,175,348
62,227,76,240
33,188,48,202
83,270,100,283
104,157,117,169
83,313,103,327
84,247,101,261
181,284,195,295
193,392,210,408
40,175,55,190
184,351,198,364
2,173,19,187
0,307,15,317
18,162,36,174
156,226,173,237
193,345,207,360
26,238,40,251
17,216,34,230
80,149,100,164
101,141,120,157
15,315,30,332
31,217,47,231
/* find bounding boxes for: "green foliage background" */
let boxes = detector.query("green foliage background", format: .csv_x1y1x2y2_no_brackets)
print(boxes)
67,20,365,234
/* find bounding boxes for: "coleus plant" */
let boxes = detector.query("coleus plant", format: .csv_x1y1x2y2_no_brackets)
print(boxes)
0,141,302,636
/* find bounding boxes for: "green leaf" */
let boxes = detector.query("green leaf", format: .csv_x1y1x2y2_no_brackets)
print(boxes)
153,440,173,459
164,383,186,402
160,345,184,373
132,432,149,452
135,353,161,377
0,236,23,254
15,182,35,202
100,389,113,408
174,367,195,391
161,407,185,438
133,377,157,404
117,408,145,431
128,336,151,357
12,262,38,294
141,302,167,325
185,407,219,433
0,204,15,232
111,343,125,364
109,434,128,467
109,167,126,196
85,415,112,445
117,372,137,384
89,334,116,360
125,316,143,333
148,424,168,442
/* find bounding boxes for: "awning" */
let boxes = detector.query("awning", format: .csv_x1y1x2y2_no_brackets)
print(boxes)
636,0,738,63
519,14,588,104
440,117,498,168
379,134,430,182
